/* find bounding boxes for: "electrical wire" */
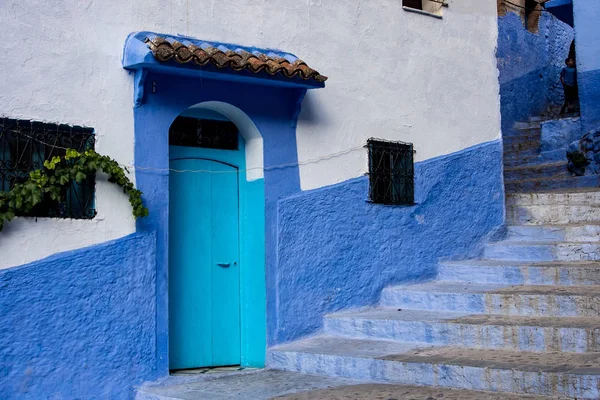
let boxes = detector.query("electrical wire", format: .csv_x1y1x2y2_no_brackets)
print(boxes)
10,130,368,174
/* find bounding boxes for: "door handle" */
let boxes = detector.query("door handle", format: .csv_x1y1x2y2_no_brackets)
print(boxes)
217,262,231,268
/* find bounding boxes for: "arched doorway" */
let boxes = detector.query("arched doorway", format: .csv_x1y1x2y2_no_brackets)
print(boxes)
167,104,265,370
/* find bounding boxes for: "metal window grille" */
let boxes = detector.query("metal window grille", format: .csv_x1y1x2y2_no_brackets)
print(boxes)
0,118,96,219
367,138,415,205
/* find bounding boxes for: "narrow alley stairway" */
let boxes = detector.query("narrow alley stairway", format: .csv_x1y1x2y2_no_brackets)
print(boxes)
268,118,600,398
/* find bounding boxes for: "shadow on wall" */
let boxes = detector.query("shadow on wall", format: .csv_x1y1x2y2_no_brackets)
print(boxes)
297,90,332,127
497,11,574,133
0,233,157,400
273,140,505,344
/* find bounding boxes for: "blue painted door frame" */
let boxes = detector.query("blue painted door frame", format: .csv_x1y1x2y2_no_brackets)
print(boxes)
133,71,305,376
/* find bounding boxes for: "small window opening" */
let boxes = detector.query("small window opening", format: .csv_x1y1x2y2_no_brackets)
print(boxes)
0,118,96,219
367,138,415,206
403,0,444,17
169,116,239,150
403,0,423,10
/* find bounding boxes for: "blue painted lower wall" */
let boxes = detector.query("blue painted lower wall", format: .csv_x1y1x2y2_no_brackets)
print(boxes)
0,233,157,400
579,69,600,133
272,140,505,344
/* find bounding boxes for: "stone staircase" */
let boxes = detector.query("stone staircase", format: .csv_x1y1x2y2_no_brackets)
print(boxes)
268,190,600,398
504,115,600,192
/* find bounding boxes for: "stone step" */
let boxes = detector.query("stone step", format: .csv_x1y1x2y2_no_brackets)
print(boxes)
268,336,600,398
379,281,600,317
507,204,600,225
483,241,600,261
505,175,600,193
503,148,539,160
514,121,543,130
324,308,600,353
136,370,565,400
274,383,570,400
506,224,600,242
503,138,541,153
503,128,541,142
438,259,600,285
503,151,541,167
507,189,600,207
504,161,567,181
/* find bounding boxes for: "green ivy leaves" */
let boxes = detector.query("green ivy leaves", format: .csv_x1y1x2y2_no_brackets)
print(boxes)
0,149,148,232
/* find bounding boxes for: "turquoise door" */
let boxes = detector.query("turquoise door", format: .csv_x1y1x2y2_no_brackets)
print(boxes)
169,156,241,369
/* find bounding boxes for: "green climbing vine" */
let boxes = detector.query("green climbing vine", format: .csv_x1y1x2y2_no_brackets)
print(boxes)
0,149,148,232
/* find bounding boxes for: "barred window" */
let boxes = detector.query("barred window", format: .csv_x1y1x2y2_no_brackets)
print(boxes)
0,118,96,219
367,138,415,205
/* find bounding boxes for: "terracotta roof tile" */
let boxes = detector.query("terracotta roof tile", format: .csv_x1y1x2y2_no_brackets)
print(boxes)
145,36,327,84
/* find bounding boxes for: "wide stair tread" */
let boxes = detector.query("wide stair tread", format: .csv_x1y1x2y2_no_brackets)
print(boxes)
507,188,600,204
504,160,566,172
504,161,568,181
327,307,600,329
384,280,600,295
268,335,600,398
325,308,600,353
442,259,600,267
505,174,600,193
380,280,600,316
483,239,600,262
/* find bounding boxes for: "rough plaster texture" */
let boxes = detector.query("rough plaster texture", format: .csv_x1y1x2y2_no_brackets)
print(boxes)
0,233,157,399
0,0,501,268
573,0,600,74
497,11,574,133
541,117,582,152
274,140,504,344
573,0,600,132
578,69,600,132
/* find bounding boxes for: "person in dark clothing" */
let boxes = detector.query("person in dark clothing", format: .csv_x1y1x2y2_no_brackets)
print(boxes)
560,57,578,115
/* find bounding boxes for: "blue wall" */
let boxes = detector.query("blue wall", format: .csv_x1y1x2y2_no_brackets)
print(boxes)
273,140,505,344
0,233,157,400
573,0,600,133
578,70,600,132
497,11,574,133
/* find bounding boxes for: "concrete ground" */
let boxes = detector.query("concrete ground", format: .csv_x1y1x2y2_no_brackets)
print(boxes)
136,370,565,400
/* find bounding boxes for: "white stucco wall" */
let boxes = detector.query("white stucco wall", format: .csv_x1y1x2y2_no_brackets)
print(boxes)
294,0,501,190
0,0,500,269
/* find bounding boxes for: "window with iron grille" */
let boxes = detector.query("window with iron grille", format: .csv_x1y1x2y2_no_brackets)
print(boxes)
367,138,414,205
0,118,96,219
